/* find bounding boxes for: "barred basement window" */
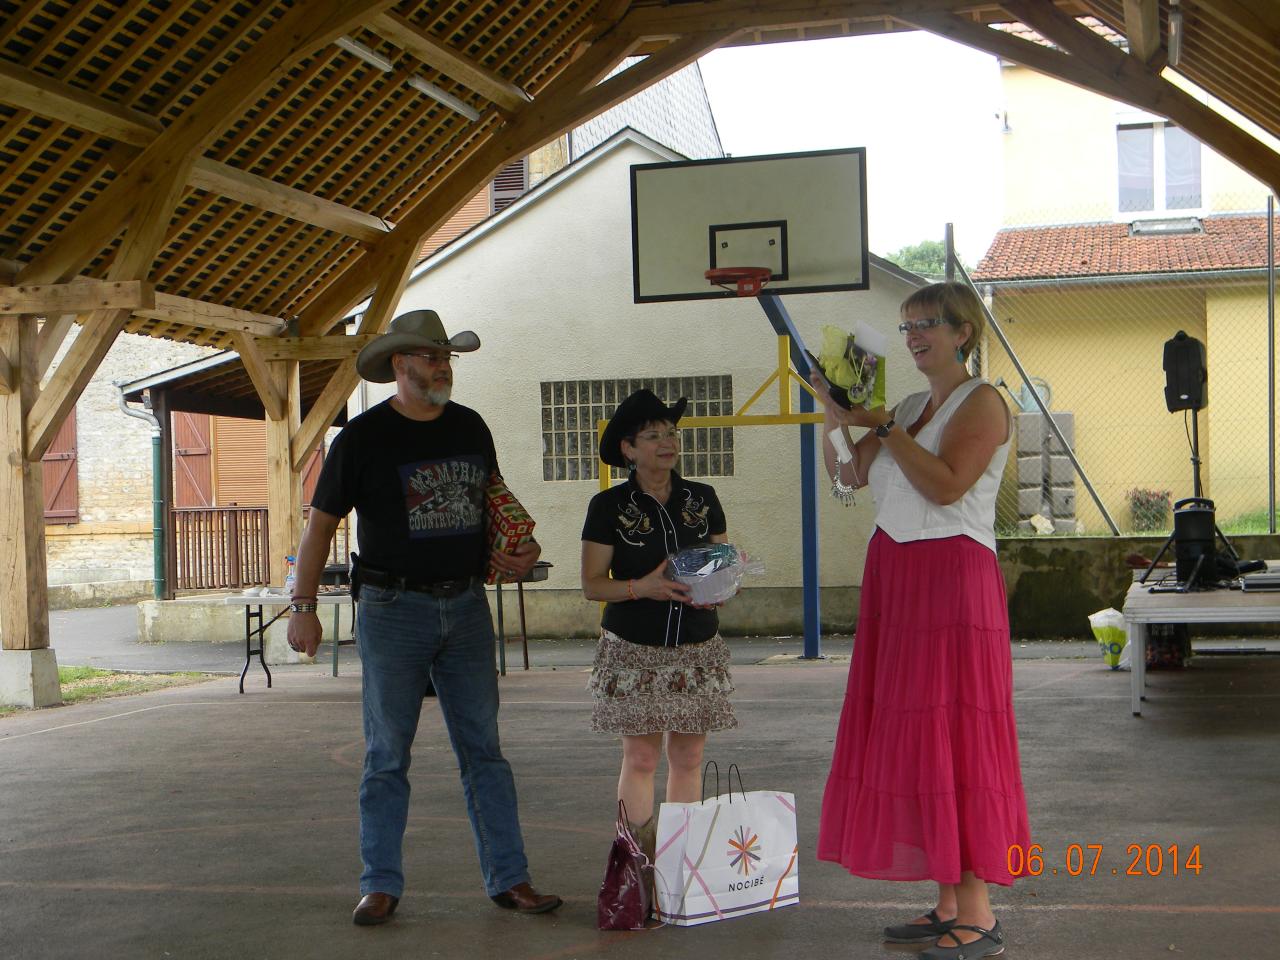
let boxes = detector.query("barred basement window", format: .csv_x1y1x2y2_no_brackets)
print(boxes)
540,376,734,481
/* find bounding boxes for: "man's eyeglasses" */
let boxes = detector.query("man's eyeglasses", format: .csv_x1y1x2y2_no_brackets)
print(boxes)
634,428,680,443
403,352,458,366
897,317,952,334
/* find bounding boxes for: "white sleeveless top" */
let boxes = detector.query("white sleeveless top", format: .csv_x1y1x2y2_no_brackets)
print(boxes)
867,377,1010,554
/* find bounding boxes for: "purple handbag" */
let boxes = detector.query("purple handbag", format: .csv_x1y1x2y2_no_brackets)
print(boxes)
597,800,651,930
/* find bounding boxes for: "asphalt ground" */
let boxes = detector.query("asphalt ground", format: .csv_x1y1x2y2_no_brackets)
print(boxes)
0,605,1274,959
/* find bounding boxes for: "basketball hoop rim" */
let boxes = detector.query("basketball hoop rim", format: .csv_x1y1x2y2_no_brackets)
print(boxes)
705,266,772,297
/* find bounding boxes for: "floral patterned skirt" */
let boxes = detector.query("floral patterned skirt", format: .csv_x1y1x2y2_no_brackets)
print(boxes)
588,629,737,736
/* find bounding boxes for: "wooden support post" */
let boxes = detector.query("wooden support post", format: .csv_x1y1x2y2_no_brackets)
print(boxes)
0,314,59,707
266,361,304,592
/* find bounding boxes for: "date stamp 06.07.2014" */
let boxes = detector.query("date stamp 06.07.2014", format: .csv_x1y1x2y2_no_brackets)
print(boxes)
1008,843,1203,879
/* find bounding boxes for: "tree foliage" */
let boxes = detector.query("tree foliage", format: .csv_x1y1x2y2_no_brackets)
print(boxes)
885,239,968,279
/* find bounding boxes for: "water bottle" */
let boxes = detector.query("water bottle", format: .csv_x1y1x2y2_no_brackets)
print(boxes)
284,554,297,596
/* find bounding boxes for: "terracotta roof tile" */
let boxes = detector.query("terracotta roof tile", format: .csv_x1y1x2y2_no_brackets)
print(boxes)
973,215,1275,281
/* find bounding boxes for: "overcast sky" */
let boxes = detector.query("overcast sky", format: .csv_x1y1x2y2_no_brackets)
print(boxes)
699,32,1006,266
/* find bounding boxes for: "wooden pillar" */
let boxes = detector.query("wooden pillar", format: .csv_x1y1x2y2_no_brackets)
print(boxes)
265,360,304,588
0,314,60,707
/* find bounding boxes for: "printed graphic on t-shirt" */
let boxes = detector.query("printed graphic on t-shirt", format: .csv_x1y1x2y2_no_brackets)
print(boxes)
400,455,486,538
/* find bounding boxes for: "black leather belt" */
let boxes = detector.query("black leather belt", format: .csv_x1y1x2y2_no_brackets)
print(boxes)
356,565,478,597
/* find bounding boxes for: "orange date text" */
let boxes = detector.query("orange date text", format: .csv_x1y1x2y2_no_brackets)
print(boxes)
1006,843,1202,878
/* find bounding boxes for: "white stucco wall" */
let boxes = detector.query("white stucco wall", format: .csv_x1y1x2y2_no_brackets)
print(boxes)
375,136,926,602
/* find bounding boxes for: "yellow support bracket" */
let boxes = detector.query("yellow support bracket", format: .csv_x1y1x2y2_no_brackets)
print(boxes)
596,335,822,492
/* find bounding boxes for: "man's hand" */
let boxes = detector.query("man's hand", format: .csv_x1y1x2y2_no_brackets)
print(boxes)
287,611,323,657
491,539,541,582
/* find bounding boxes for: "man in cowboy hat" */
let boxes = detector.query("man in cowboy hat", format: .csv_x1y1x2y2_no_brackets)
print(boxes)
287,309,560,926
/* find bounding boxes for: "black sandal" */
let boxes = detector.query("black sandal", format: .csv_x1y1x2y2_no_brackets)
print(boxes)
883,908,957,943
919,920,1005,959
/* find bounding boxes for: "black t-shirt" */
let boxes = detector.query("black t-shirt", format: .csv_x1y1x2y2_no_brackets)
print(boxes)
311,399,497,581
581,474,727,647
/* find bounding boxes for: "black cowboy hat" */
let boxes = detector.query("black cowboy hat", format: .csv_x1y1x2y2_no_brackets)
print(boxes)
599,389,688,468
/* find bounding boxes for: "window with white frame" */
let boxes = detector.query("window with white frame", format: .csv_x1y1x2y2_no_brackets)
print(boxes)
1117,122,1202,215
540,376,734,481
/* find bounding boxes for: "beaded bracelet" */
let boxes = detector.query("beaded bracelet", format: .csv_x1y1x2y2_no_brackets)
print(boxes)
626,580,637,601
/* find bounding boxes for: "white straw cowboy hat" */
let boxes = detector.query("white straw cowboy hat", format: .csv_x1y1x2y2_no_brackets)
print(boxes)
355,309,481,383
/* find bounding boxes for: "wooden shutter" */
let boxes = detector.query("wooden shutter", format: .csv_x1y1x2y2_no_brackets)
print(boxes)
212,416,267,506
42,409,78,523
490,157,528,213
173,412,213,508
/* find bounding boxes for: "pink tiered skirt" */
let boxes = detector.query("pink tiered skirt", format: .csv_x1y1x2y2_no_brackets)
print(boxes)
817,530,1030,887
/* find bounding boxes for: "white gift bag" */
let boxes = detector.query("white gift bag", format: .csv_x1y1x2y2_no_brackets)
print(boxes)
654,765,798,926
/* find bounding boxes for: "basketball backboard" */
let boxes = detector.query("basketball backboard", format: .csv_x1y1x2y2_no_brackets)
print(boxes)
630,148,868,303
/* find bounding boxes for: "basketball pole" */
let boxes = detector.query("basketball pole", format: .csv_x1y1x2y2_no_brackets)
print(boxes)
758,292,823,660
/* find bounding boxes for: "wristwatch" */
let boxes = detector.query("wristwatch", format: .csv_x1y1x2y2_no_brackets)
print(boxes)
874,417,896,438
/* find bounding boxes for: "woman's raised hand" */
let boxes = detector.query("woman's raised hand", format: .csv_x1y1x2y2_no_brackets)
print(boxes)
634,559,692,604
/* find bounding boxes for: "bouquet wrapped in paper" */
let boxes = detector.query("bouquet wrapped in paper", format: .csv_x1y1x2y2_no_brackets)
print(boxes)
813,321,887,409
665,543,765,606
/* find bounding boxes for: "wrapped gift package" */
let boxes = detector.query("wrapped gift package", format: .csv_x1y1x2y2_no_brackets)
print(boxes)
487,479,535,584
665,543,764,605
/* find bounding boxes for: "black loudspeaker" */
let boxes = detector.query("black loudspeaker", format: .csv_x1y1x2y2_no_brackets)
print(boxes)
1163,331,1207,412
1172,497,1217,585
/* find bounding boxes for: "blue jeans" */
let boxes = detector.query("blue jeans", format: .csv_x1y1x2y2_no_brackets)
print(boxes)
356,581,530,898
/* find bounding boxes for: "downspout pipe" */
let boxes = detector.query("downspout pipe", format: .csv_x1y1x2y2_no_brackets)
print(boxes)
116,383,165,600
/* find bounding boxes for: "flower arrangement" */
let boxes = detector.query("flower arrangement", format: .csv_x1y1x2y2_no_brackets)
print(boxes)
1126,487,1171,531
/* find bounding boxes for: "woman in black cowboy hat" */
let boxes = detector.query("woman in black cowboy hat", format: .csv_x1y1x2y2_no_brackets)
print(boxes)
580,388,738,877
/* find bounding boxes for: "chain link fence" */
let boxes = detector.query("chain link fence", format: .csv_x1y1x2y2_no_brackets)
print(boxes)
961,191,1278,538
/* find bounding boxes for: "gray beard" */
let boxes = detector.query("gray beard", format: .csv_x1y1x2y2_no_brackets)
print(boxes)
425,383,451,406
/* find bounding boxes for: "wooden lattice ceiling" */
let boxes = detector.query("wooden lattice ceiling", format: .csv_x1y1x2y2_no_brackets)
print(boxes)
0,0,1276,355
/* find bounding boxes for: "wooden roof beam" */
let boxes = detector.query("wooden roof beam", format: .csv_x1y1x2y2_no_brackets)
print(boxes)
999,0,1280,194
231,332,285,422
291,245,419,470
187,160,392,242
252,334,379,362
0,61,392,243
369,10,532,112
0,280,155,316
1200,0,1280,55
16,0,400,287
1122,0,1162,62
133,294,287,339
28,162,192,461
0,59,159,147
619,0,968,40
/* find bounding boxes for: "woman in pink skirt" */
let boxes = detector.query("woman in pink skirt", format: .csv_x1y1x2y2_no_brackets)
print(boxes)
808,282,1029,960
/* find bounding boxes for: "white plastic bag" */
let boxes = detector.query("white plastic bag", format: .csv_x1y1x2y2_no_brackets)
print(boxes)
1087,608,1128,670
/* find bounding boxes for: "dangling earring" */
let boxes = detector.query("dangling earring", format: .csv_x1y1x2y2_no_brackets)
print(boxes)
955,347,965,363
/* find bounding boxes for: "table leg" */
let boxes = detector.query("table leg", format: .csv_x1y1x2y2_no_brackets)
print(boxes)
1129,621,1147,716
517,581,529,671
241,604,274,694
495,581,507,677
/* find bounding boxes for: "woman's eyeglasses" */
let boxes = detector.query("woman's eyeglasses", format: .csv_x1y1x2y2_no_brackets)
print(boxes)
897,317,952,334
634,429,680,443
